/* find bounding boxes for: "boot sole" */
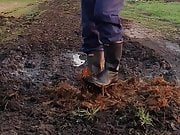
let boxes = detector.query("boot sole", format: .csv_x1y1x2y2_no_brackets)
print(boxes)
93,79,119,88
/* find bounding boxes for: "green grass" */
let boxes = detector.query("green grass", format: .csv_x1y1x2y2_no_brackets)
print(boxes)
72,107,100,121
136,108,153,126
0,0,45,43
0,0,43,17
121,1,180,39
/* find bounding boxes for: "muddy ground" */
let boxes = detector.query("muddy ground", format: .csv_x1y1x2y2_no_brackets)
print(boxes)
0,0,179,135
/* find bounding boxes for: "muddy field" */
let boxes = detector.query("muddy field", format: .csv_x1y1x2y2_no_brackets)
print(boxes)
0,0,179,135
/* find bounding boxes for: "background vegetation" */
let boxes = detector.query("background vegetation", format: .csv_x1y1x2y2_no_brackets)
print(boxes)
0,0,44,42
0,0,43,17
121,0,180,40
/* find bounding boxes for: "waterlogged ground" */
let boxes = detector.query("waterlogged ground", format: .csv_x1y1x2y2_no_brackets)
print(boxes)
0,0,179,135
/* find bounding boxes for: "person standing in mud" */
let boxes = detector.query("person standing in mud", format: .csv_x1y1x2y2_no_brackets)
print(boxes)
81,0,124,86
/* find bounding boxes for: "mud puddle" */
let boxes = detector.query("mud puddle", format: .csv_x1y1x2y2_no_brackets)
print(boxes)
123,20,180,84
165,41,180,53
0,39,177,95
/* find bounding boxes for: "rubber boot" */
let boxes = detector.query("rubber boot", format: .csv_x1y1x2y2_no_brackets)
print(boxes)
90,42,123,87
87,51,105,75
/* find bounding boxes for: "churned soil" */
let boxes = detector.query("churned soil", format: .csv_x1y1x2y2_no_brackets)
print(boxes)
0,0,179,135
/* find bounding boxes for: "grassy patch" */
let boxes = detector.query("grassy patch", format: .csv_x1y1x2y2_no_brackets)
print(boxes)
121,1,180,40
0,0,44,17
0,0,45,43
72,107,100,121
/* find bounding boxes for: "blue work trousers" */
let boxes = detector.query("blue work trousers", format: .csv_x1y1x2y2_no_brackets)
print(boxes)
81,0,124,53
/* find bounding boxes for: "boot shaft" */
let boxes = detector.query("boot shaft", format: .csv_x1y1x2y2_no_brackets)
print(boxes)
104,42,123,72
87,51,105,75
85,42,123,87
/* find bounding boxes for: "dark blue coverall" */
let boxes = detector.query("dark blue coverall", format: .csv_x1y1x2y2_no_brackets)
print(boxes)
81,0,124,53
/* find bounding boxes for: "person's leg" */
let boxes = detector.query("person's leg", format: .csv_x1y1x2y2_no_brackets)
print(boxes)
89,0,124,86
81,0,104,75
94,0,124,44
81,0,103,53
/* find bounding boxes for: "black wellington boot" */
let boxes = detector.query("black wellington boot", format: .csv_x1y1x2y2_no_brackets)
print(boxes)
87,50,105,76
90,42,123,87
